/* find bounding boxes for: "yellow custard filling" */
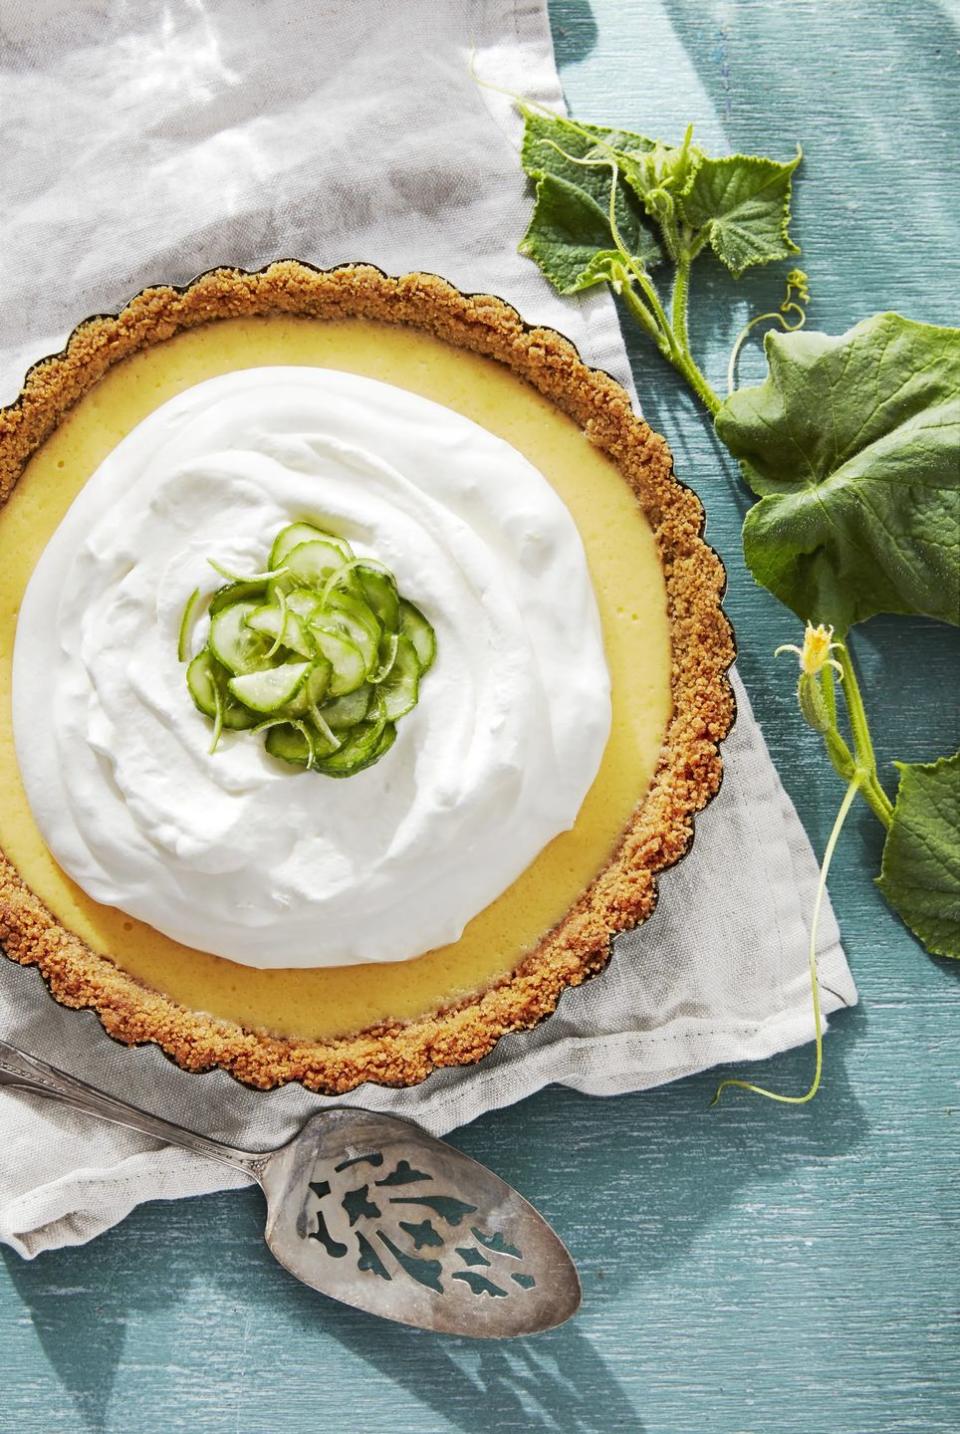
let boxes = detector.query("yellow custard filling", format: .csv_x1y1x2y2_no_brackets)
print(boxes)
0,317,671,1039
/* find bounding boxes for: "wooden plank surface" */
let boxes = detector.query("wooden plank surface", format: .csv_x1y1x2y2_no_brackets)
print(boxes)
2,2,958,1431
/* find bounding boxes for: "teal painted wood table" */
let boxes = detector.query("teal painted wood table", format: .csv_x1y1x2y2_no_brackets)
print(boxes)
2,3,958,1430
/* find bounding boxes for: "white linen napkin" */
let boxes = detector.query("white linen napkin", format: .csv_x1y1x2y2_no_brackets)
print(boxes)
0,0,856,1257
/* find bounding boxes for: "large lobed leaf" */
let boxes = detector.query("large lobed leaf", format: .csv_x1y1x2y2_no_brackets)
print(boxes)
518,108,660,290
878,752,960,959
717,313,960,632
682,151,801,276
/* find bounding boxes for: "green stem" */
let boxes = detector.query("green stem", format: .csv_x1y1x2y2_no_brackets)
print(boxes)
620,278,671,354
667,250,722,416
727,311,780,395
837,645,894,829
674,349,722,416
712,771,861,1108
623,255,678,354
823,723,857,785
671,254,692,352
820,662,838,726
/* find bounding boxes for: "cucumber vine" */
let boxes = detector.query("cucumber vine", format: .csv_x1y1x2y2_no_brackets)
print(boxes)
512,97,960,1103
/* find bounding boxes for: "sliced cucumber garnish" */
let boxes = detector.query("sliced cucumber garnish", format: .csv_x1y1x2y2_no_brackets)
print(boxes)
178,587,202,662
320,683,372,729
227,660,311,714
209,579,267,616
301,661,335,732
313,698,391,778
311,627,367,696
264,722,313,767
209,600,275,676
284,539,349,588
399,599,437,672
186,650,219,717
358,565,400,632
262,716,338,767
269,522,352,570
285,589,323,623
370,632,399,685
246,602,313,659
182,521,435,776
379,633,421,719
186,649,259,730
208,557,289,584
313,590,381,674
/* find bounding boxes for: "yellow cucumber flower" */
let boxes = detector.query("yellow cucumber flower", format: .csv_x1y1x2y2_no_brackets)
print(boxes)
776,622,844,678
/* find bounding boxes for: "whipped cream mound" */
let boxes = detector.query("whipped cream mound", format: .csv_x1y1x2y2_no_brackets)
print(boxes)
13,368,611,968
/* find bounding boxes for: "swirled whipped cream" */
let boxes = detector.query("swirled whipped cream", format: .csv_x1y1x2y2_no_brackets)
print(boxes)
13,368,611,968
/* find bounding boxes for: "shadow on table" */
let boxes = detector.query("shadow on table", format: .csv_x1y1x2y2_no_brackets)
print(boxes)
4,1006,865,1433
3,1235,168,1432
551,0,598,69
292,1010,869,1433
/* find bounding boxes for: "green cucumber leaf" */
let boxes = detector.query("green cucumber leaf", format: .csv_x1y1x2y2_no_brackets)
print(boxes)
519,107,657,217
877,752,960,959
716,313,960,631
518,109,660,290
680,150,801,275
518,176,624,293
520,107,656,160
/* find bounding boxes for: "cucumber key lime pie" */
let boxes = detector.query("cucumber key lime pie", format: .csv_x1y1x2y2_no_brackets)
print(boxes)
0,263,733,1091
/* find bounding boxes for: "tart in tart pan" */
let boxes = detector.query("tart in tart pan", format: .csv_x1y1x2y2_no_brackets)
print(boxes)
0,262,734,1092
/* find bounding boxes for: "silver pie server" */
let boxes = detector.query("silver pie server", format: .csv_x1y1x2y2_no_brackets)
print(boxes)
0,1038,580,1337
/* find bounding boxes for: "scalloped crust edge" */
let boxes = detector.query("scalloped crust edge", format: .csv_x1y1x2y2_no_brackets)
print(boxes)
0,260,735,1094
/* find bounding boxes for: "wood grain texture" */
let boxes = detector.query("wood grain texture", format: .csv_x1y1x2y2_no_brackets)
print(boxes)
1,2,958,1431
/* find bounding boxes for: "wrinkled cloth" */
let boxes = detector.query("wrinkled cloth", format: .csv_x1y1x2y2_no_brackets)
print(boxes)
0,0,855,1257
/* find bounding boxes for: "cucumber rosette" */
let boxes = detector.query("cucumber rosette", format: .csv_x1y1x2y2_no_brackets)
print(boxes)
183,522,434,777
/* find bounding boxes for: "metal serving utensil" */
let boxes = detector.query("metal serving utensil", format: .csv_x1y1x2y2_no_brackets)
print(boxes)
0,1039,579,1337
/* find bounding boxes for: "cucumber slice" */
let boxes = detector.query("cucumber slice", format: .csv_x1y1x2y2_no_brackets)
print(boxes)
268,728,310,766
246,603,313,659
228,661,311,714
379,634,421,720
284,540,349,588
186,649,259,730
209,600,275,676
367,721,397,766
319,683,371,729
303,661,334,730
208,557,289,584
209,681,224,754
285,590,323,623
209,579,267,616
358,565,400,632
399,599,436,672
186,649,219,716
313,703,394,778
270,523,353,570
370,632,399,684
313,589,381,673
283,659,333,719
178,587,202,662
311,628,367,696
262,716,340,768
319,683,371,730
262,718,323,769
264,722,310,767
314,719,396,777
307,710,340,752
